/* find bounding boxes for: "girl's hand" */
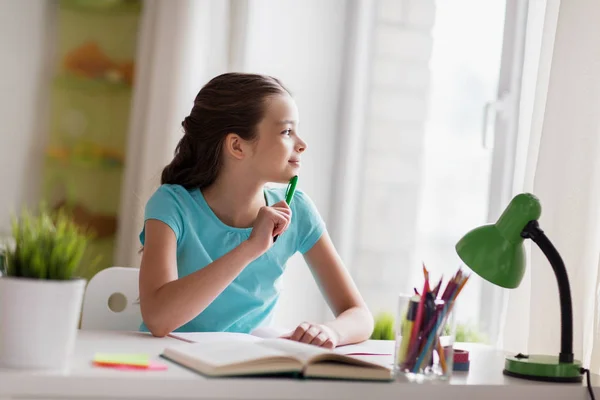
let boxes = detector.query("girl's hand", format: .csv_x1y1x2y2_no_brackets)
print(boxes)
283,322,340,349
247,201,291,256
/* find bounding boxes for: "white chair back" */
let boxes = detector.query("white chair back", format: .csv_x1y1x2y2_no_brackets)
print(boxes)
81,266,142,331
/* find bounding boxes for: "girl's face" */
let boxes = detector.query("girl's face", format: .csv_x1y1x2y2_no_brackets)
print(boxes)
248,94,306,184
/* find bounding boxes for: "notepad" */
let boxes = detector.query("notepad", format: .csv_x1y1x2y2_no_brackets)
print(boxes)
92,353,168,371
93,353,150,367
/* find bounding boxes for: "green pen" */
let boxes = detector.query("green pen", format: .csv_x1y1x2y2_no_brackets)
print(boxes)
285,175,299,205
274,175,298,243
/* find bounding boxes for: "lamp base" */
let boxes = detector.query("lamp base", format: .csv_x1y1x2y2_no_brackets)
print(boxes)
504,354,582,383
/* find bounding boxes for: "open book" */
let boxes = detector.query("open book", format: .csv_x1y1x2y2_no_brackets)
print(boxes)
169,329,394,356
161,336,393,381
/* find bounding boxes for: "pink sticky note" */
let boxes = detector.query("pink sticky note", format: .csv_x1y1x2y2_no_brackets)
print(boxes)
94,361,168,371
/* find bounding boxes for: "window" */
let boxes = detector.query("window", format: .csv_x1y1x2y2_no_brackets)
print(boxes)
353,0,524,344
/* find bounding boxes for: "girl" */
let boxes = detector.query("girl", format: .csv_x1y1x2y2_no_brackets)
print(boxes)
139,73,373,348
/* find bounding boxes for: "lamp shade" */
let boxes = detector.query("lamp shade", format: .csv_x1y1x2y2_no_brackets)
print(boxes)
455,193,542,289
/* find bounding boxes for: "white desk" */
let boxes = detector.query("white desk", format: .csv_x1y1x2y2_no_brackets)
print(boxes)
0,330,598,400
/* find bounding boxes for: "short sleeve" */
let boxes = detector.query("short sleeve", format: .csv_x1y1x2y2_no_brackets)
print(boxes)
139,184,185,245
292,189,326,254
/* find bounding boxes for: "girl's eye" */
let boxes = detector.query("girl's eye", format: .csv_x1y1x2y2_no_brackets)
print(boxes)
282,129,292,135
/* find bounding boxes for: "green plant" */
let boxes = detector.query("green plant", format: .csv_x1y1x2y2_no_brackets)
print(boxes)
443,322,488,343
370,311,489,343
3,206,93,280
371,312,396,340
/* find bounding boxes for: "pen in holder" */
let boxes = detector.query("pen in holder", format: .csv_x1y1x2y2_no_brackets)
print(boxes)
393,266,468,382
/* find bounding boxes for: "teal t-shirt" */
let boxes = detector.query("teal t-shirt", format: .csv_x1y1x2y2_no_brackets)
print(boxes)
139,184,326,333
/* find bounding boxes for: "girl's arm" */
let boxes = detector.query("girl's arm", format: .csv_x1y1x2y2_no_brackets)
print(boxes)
287,232,374,347
139,202,291,337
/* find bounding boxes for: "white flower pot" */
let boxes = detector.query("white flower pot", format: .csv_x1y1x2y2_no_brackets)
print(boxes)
0,277,86,370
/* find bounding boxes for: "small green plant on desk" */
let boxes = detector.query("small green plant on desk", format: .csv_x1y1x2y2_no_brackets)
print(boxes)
371,312,396,340
0,205,96,370
4,207,91,280
444,322,489,343
371,312,488,343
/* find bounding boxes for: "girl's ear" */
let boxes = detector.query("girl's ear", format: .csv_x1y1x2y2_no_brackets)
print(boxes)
224,133,246,160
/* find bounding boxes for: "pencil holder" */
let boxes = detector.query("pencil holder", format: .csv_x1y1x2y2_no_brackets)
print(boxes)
393,293,457,382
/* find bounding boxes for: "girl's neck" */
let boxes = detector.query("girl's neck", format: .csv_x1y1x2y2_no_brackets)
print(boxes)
201,172,266,229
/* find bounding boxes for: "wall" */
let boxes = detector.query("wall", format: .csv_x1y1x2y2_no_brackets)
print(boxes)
0,0,53,235
240,0,348,328
352,0,435,314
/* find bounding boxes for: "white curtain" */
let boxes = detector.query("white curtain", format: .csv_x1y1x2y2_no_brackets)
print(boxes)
326,0,375,272
114,0,231,269
500,0,600,372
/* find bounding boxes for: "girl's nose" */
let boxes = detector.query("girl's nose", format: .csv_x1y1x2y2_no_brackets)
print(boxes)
296,137,307,153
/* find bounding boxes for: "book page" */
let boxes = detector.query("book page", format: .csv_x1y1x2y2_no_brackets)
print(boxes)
169,332,261,344
258,339,393,374
334,340,394,356
250,326,294,339
304,360,393,381
259,338,332,364
164,340,298,369
259,339,394,367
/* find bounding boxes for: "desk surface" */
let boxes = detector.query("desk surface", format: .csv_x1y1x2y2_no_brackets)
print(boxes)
0,330,598,400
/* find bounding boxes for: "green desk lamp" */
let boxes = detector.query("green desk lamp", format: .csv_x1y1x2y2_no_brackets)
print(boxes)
455,193,583,382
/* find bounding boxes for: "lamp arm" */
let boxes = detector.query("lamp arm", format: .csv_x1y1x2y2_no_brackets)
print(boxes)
521,220,574,363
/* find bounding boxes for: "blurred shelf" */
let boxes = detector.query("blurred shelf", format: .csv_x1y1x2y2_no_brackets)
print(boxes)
53,74,132,93
45,154,124,171
59,0,142,14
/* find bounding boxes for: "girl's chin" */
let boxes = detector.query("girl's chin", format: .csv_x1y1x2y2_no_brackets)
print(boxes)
274,174,297,184
266,165,300,184
285,164,300,174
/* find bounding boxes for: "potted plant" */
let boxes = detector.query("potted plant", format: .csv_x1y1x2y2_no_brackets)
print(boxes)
371,312,396,340
0,206,90,370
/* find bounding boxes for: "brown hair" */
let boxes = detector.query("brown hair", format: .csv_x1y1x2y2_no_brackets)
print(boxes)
161,73,290,190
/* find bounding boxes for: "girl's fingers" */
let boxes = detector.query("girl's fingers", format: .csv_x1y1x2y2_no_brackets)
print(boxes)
310,332,328,347
272,200,290,209
290,323,310,342
272,208,291,224
272,206,292,219
272,216,287,236
299,326,320,344
271,210,291,236
287,323,334,348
